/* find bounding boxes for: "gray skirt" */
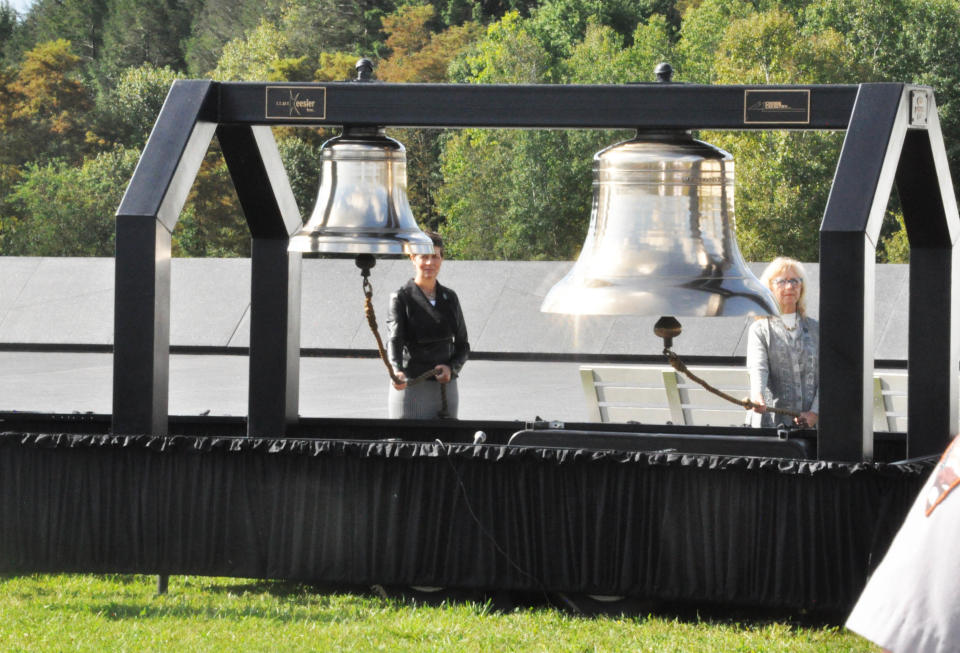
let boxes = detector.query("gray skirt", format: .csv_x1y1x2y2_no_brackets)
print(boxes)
388,379,459,419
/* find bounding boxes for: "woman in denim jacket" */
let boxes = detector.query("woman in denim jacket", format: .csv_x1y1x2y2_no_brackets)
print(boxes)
747,257,819,428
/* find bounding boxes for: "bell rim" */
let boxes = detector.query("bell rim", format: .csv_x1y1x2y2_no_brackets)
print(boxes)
287,230,434,255
540,275,778,317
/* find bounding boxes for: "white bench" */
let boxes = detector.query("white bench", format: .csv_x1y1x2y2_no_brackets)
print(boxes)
581,365,910,431
873,371,907,432
579,365,751,427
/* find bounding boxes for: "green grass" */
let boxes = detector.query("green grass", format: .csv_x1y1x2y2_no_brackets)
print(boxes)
0,574,879,652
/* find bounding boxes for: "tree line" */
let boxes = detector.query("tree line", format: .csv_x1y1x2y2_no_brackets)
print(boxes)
1,0,959,262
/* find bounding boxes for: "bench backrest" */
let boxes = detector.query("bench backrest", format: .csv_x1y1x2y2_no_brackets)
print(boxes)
580,365,750,427
873,371,907,432
581,365,910,430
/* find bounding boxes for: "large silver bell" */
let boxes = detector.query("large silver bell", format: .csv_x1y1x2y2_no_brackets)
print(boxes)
541,131,777,317
288,126,434,256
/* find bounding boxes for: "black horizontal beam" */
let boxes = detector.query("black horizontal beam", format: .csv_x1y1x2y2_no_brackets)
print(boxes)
0,342,912,370
217,81,860,130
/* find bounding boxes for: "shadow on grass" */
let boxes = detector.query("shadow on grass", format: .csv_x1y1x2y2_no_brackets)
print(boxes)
81,578,473,624
191,577,316,598
85,600,343,623
372,586,849,628
639,600,848,629
24,574,847,628
85,583,549,623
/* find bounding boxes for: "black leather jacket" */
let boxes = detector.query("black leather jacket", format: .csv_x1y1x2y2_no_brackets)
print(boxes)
387,279,469,380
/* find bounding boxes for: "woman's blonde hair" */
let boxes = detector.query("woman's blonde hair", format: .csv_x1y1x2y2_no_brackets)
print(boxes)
760,256,808,315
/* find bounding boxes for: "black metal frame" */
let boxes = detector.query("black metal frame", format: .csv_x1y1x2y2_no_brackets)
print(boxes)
112,80,959,461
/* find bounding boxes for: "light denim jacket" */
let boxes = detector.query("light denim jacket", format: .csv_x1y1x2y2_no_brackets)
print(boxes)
746,315,819,427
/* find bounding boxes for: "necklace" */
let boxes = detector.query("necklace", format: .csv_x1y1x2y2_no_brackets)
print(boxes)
781,313,799,332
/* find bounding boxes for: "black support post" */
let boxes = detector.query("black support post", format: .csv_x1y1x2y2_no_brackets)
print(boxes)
112,81,217,436
897,112,960,457
907,246,960,456
818,234,876,461
112,217,171,435
248,240,301,435
819,84,906,461
217,125,303,436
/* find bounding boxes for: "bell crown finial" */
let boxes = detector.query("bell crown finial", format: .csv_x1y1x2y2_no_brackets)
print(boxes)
654,62,673,83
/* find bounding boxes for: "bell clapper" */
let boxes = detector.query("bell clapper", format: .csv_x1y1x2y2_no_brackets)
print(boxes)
654,316,682,351
356,253,376,291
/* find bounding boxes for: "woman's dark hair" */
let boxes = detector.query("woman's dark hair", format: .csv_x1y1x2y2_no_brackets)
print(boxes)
425,231,444,256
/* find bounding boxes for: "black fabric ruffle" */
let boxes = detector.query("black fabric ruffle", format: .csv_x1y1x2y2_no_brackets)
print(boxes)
0,432,931,611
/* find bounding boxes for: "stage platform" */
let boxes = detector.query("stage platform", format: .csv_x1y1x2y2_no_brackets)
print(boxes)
0,411,930,617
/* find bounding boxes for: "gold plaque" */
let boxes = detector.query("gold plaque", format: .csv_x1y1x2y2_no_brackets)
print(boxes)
744,89,810,125
265,86,327,120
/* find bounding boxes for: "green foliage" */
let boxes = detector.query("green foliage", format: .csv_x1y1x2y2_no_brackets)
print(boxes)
174,148,249,257
566,17,673,83
183,0,271,76
625,14,676,79
210,20,292,81
439,12,557,259
878,210,910,263
437,129,514,258
439,126,626,260
675,0,755,83
0,39,93,165
497,129,599,259
316,52,362,81
378,4,483,82
807,0,960,184
0,3,20,65
2,0,960,261
1,147,139,256
97,0,195,80
451,10,555,83
275,135,325,218
278,0,376,69
526,0,671,60
709,130,845,262
91,63,184,149
19,0,110,69
425,0,543,28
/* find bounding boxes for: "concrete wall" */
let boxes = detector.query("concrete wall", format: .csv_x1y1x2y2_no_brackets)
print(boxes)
0,256,909,359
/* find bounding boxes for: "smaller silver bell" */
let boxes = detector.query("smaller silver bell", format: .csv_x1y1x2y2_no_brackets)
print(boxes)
288,126,434,256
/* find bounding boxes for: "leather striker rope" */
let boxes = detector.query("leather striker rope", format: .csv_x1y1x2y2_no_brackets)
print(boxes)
662,347,803,421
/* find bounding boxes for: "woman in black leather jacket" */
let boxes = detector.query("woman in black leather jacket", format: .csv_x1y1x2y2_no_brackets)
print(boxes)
386,232,469,419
